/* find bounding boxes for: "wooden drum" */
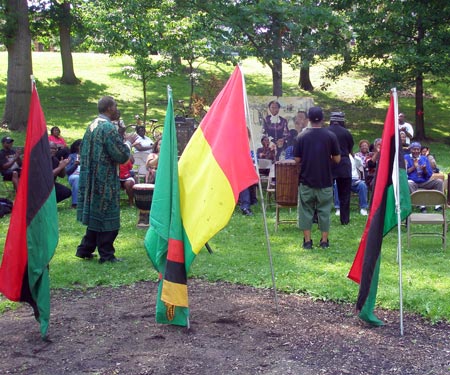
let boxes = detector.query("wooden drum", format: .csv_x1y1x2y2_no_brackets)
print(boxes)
275,162,300,206
132,183,155,228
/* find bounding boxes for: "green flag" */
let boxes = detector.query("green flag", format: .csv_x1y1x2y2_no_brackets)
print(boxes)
144,87,189,326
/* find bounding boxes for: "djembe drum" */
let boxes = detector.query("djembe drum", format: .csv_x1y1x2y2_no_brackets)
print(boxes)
133,183,155,228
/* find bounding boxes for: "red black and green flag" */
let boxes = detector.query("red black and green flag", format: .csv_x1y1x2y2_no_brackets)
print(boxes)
0,82,58,339
348,93,411,326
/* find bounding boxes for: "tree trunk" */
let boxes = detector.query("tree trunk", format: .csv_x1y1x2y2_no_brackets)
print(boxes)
3,0,32,131
299,66,314,91
272,59,283,96
59,1,79,85
271,27,283,96
142,76,148,122
414,74,425,141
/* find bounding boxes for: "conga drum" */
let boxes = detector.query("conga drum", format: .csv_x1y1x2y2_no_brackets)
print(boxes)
133,183,155,228
275,162,300,206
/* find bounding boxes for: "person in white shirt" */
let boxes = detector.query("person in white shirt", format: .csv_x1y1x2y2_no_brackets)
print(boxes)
398,113,414,146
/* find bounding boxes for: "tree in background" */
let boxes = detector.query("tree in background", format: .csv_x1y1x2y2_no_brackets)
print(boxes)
284,3,352,92
190,0,351,96
341,0,450,140
83,0,174,121
0,0,32,131
29,0,80,84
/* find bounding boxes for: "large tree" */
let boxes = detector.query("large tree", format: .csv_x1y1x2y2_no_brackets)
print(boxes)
29,0,80,84
1,0,33,131
191,0,351,96
342,0,450,140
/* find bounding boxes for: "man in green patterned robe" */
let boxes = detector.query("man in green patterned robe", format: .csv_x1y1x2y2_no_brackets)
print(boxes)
75,96,132,263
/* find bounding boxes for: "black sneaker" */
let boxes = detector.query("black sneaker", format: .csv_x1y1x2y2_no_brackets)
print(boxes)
319,239,329,249
75,252,96,260
241,208,253,216
99,257,123,264
303,239,313,249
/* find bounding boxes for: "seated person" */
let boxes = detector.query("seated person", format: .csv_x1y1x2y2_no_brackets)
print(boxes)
238,185,257,216
404,142,443,211
48,126,68,150
145,138,161,184
65,139,82,208
420,146,439,173
50,142,71,203
334,155,368,216
119,157,136,207
256,136,275,162
274,137,294,162
365,137,381,189
0,136,22,191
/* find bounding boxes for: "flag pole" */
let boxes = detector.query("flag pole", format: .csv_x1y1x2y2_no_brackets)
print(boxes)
240,65,279,313
391,88,404,335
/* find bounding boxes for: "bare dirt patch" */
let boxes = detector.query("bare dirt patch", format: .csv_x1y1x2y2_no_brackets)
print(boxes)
0,279,449,374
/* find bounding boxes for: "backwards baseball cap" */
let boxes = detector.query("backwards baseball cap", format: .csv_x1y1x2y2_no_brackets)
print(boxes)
1,136,14,143
330,111,345,123
308,106,324,123
410,142,421,149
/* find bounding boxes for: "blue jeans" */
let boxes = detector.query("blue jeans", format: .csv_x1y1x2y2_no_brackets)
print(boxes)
68,174,79,205
334,179,368,209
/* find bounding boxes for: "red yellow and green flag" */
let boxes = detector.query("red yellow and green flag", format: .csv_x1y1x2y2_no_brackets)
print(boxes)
0,82,58,339
145,66,259,326
348,93,411,326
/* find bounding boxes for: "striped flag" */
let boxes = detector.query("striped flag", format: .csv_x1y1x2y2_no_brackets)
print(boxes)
179,65,259,268
0,82,58,339
348,93,411,325
145,87,189,326
145,66,259,326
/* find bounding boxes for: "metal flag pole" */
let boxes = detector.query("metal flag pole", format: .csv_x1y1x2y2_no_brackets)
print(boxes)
391,88,404,335
240,64,279,313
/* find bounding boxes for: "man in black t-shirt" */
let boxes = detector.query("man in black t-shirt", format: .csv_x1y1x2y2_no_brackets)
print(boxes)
293,107,341,249
328,112,354,225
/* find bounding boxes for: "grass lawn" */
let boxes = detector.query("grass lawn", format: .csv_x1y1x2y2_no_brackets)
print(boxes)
0,52,449,323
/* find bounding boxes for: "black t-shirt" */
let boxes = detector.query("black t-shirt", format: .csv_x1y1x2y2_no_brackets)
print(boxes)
328,124,354,178
293,128,340,188
0,148,18,173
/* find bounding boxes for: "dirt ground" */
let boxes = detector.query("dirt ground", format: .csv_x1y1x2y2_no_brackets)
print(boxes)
0,279,449,375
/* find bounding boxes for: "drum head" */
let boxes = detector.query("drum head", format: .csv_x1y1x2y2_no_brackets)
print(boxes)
133,183,155,190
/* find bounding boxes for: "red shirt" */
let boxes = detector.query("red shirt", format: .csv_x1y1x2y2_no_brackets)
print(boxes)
119,160,133,179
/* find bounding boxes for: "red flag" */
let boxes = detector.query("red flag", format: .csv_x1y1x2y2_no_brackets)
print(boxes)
348,93,411,325
0,83,58,338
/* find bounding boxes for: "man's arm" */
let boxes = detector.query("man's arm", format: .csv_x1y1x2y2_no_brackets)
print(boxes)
331,154,341,164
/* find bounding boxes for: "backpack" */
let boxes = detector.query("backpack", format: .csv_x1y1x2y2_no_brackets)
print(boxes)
0,198,13,218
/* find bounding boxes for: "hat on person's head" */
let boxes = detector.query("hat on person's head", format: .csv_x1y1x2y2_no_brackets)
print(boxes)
1,136,14,144
330,111,345,123
410,142,421,149
308,106,324,123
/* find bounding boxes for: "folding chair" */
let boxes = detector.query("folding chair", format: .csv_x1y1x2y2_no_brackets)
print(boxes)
274,161,300,231
132,151,149,183
407,190,447,249
257,158,272,201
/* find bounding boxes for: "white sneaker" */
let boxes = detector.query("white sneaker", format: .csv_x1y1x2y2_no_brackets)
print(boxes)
360,208,368,216
335,209,340,216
